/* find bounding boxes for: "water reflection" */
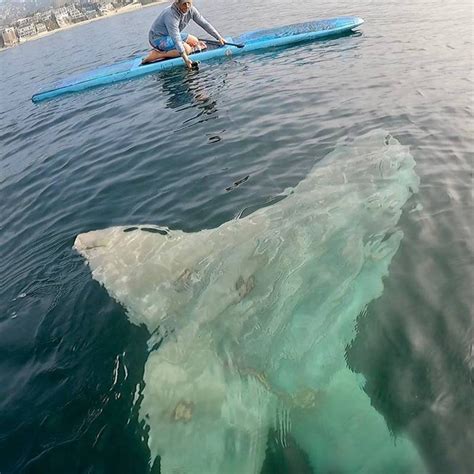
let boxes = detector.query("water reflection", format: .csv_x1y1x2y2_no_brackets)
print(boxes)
159,67,219,122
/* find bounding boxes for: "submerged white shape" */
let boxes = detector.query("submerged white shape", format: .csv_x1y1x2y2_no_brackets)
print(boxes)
142,332,276,474
74,130,425,473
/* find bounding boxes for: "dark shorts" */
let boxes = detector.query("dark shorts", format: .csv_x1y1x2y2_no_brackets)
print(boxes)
149,33,189,51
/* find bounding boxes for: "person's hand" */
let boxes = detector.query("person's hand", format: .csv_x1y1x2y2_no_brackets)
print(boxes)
180,51,192,69
218,37,225,46
183,55,198,70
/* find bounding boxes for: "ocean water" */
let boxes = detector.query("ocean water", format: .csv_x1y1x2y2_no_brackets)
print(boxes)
0,0,472,473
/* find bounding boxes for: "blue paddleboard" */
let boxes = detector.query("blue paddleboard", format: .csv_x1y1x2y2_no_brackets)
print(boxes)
32,16,363,103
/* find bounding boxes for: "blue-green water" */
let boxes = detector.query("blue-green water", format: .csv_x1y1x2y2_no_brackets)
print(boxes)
0,0,472,472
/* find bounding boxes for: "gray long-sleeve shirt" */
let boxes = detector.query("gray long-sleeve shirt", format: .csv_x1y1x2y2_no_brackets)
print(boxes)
149,3,221,54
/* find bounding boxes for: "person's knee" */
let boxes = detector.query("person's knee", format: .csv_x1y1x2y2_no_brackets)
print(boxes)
183,43,193,54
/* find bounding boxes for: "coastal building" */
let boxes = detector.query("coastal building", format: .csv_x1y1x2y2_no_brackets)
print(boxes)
35,22,48,34
17,23,36,42
66,5,87,22
2,27,18,47
35,11,54,22
16,18,32,28
98,3,114,15
54,7,69,16
83,8,99,19
54,13,70,28
53,7,71,28
0,0,144,49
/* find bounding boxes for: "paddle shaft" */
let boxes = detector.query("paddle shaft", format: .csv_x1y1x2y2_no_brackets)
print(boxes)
199,38,245,48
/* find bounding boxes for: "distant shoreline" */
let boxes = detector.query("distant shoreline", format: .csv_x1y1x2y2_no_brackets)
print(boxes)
0,1,166,51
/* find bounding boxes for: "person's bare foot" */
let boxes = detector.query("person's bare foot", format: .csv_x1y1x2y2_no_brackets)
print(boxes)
190,41,207,53
141,57,165,65
141,50,166,65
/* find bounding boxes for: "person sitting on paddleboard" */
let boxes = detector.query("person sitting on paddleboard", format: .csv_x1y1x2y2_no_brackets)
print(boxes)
142,0,225,68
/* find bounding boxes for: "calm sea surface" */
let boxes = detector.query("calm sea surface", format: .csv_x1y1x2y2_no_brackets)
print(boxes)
0,0,472,472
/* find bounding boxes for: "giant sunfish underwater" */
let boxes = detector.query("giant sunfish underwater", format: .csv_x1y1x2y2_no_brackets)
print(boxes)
74,130,426,473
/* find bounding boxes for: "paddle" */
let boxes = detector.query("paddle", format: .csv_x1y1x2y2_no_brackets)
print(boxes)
199,38,245,49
